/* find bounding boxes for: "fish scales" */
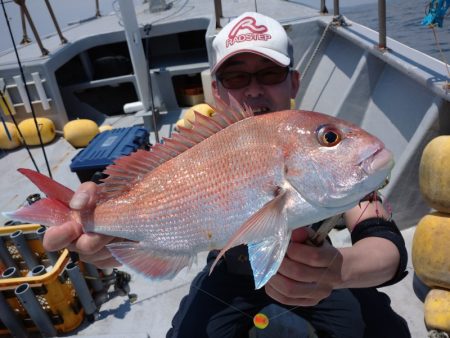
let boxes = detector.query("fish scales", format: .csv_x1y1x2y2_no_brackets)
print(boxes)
91,115,285,251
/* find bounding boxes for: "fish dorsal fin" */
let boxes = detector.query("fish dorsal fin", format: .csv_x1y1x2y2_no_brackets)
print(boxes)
98,97,253,201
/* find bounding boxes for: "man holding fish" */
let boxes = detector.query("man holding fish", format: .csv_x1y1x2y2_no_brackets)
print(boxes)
39,12,410,338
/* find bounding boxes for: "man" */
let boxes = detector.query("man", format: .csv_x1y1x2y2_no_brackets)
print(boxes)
43,12,410,338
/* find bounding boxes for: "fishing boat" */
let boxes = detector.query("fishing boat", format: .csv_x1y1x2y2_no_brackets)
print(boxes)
0,0,449,337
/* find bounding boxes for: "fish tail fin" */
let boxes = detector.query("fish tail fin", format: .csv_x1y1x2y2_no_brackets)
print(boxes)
3,198,71,227
2,168,75,226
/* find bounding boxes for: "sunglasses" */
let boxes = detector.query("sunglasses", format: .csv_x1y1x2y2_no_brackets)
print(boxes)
217,66,290,90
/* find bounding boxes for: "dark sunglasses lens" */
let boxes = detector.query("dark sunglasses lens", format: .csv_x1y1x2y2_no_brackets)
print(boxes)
220,73,250,89
257,68,289,85
219,67,289,89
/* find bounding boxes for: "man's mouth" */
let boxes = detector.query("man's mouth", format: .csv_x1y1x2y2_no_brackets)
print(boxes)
252,107,270,115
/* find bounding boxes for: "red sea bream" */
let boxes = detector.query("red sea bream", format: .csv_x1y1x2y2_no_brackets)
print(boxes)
4,102,394,289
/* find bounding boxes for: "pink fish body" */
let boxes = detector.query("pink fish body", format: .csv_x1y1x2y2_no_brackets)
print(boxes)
5,103,393,288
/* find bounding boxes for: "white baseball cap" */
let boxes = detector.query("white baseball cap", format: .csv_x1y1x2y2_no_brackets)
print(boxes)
211,12,292,74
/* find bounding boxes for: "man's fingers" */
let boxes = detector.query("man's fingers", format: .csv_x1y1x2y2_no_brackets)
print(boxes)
70,181,97,210
43,222,83,251
68,232,116,256
290,227,310,243
265,281,321,307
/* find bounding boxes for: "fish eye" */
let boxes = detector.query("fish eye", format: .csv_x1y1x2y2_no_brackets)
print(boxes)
317,125,342,147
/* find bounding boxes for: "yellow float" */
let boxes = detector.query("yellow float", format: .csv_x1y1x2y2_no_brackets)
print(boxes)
414,135,450,336
0,122,21,149
419,135,450,213
183,103,214,128
63,119,99,148
412,213,450,289
18,117,56,145
424,289,450,332
98,124,113,133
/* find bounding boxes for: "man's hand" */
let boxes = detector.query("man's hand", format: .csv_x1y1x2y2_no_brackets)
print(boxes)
265,227,344,306
42,181,121,268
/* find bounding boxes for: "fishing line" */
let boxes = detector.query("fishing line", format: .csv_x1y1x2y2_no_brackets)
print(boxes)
0,0,53,178
0,90,40,171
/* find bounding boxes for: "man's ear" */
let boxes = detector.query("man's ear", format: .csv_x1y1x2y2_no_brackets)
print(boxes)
211,80,221,102
291,70,300,96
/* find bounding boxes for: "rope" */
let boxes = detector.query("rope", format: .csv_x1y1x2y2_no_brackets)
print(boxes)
301,21,332,81
431,26,450,88
300,15,349,82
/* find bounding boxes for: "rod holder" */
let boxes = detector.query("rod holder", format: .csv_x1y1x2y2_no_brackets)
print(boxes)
2,266,20,279
0,293,28,338
0,237,18,271
15,283,57,337
36,226,60,265
10,230,39,270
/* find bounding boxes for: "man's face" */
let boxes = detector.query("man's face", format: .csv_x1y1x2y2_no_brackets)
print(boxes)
212,53,299,114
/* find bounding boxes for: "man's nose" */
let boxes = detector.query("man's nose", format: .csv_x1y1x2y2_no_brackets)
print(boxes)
244,76,264,97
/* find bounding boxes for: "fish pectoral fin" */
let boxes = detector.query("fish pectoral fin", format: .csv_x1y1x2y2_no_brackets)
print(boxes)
248,230,291,289
107,242,192,280
209,188,289,280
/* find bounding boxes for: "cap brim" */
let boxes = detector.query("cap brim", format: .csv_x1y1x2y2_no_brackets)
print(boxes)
211,47,291,74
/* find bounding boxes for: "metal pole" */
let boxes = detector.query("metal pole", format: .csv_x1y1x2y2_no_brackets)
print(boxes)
19,7,31,44
43,0,68,44
320,0,328,14
10,230,39,270
95,0,101,17
15,283,57,337
333,0,339,16
118,0,159,142
65,262,97,316
214,0,222,28
378,0,387,49
12,0,49,55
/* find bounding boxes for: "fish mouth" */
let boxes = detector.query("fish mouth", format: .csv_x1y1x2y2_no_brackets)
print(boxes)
359,148,394,175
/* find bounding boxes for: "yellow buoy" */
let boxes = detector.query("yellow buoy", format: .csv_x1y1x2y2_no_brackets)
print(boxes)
63,119,99,148
0,122,21,149
18,117,56,146
183,103,214,128
98,124,113,133
253,313,269,329
175,118,191,131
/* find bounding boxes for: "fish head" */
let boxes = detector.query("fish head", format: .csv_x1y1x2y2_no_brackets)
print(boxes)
280,110,394,209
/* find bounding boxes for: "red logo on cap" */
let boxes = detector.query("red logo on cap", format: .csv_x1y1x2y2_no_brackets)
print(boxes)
226,16,271,48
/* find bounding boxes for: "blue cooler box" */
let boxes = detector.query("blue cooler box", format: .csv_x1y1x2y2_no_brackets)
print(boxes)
70,126,149,183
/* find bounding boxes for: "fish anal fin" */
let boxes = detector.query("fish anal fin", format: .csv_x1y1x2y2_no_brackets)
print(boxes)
209,188,289,284
107,242,193,280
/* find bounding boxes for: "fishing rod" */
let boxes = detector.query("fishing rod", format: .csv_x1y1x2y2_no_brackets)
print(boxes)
0,0,53,178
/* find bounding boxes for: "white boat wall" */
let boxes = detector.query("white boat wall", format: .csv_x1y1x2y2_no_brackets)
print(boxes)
0,0,449,337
